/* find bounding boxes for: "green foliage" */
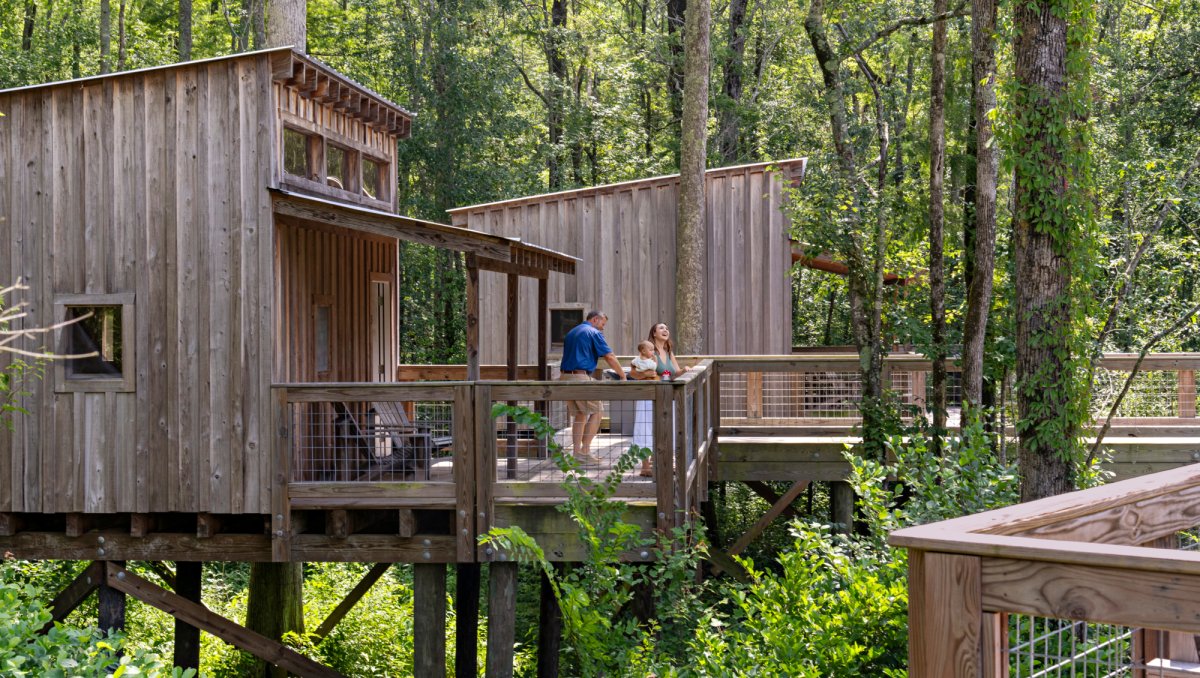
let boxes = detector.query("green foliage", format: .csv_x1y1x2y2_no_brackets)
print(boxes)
0,559,193,678
483,403,709,676
687,525,909,678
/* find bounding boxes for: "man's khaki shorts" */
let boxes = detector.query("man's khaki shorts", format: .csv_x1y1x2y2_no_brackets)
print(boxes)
560,372,603,417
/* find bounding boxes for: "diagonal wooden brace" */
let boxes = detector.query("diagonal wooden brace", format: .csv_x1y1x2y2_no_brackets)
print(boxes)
709,480,810,577
104,563,345,678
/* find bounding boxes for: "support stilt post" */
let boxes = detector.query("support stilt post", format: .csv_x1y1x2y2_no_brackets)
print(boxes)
455,563,481,678
414,563,447,678
486,562,517,678
537,563,562,678
830,481,854,534
98,561,126,634
174,561,203,671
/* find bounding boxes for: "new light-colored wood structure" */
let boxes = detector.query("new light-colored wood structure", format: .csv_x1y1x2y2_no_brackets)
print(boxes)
448,159,806,363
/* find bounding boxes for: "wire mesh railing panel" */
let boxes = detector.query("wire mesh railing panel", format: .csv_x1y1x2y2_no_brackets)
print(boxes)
490,397,664,487
288,398,455,483
1009,615,1133,678
1091,368,1194,419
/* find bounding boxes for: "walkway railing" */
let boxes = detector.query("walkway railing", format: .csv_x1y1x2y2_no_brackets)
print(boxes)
271,363,717,559
890,463,1200,677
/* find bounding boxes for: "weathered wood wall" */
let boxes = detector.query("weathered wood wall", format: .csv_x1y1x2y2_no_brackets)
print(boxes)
449,160,804,363
0,54,277,515
274,219,397,382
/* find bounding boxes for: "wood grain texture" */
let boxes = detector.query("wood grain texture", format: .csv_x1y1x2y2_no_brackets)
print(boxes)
461,161,805,363
909,551,983,677
981,557,1200,634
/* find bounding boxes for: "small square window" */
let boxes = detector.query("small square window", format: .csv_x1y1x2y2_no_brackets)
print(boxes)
362,157,385,200
55,293,135,392
283,127,313,179
550,307,585,347
65,306,123,377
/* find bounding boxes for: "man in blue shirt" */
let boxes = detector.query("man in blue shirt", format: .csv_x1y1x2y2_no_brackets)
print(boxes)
559,310,626,464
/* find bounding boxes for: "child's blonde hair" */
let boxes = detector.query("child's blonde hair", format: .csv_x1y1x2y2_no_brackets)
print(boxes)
637,340,654,354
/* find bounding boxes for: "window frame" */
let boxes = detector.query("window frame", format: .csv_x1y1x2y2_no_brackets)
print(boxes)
278,117,392,210
548,304,588,351
54,293,136,393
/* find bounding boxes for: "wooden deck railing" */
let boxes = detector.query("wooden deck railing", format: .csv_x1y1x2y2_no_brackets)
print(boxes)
890,463,1200,677
272,363,717,559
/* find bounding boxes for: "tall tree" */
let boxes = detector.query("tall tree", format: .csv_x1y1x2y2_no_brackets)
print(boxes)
100,0,112,73
1011,0,1093,500
180,0,193,60
268,0,306,51
675,0,709,353
716,0,749,164
21,0,35,51
928,0,948,448
667,0,687,164
961,0,998,411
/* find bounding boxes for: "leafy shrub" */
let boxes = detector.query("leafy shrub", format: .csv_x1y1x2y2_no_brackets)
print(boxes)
0,558,192,678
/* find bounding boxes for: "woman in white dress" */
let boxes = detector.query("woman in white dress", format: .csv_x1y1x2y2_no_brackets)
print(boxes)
630,324,689,477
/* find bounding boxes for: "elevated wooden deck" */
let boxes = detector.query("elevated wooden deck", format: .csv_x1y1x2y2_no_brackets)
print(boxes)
1,354,1197,565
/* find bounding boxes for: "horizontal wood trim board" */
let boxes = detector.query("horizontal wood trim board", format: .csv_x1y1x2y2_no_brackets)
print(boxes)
716,463,851,482
287,483,457,499
981,557,1200,635
278,385,460,402
891,464,1200,543
493,483,658,499
488,384,662,401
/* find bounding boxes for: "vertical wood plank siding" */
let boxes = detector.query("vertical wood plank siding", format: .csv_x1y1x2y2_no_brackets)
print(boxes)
272,219,396,383
453,161,803,363
0,56,277,514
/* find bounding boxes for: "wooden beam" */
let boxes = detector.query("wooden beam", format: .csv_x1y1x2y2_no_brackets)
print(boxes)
65,513,91,538
456,564,481,678
313,563,392,641
43,561,104,631
398,509,416,538
130,513,156,538
98,561,127,633
537,278,549,381
474,257,550,279
830,481,855,534
466,257,481,381
486,562,518,678
272,192,514,261
196,513,222,539
0,513,22,536
743,481,802,522
414,564,448,678
105,563,345,677
174,561,203,671
729,480,810,557
909,551,983,677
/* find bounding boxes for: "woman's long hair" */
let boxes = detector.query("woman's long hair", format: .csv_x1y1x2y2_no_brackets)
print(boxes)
647,323,674,357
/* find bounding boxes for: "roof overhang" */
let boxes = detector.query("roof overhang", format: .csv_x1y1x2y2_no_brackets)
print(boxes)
269,50,414,137
270,189,576,278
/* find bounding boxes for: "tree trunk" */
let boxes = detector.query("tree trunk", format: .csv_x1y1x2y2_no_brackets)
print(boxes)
667,0,687,164
251,0,266,49
99,0,111,73
545,0,568,190
267,0,306,51
1013,0,1078,501
246,563,304,678
21,0,35,51
179,0,192,60
962,0,998,412
805,0,887,459
717,0,748,164
928,0,948,448
117,0,126,70
674,0,709,354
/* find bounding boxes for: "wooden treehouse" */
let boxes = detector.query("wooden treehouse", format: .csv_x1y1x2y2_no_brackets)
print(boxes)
3,48,1200,677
